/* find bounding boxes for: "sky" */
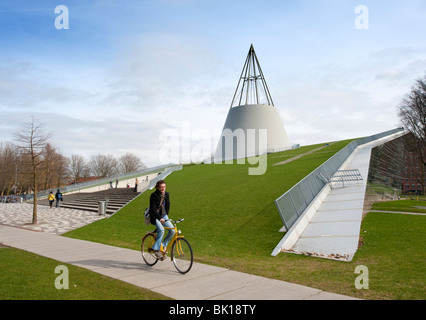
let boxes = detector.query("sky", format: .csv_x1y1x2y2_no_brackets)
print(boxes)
1,0,425,167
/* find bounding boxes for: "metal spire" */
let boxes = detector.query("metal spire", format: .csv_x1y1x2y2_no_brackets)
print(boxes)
230,44,274,108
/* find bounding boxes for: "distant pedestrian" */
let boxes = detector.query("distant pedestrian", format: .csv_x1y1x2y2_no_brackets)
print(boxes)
48,191,55,209
55,189,62,208
134,178,138,192
115,178,118,188
109,180,113,188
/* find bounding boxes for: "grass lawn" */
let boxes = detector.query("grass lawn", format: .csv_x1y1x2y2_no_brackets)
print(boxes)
353,211,425,300
61,140,425,300
372,199,426,214
0,246,172,300
64,140,352,254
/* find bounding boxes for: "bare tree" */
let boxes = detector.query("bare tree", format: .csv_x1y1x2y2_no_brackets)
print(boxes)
0,142,16,196
68,154,89,183
15,150,32,195
13,117,52,224
119,152,146,173
40,143,67,190
89,154,118,177
398,74,426,194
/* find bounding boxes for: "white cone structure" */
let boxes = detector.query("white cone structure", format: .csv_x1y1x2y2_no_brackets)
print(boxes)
215,45,291,161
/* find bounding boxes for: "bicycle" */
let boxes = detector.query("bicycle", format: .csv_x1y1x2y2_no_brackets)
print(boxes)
141,218,193,274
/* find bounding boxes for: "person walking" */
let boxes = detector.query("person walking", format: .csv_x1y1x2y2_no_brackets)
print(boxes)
149,180,174,259
55,189,62,208
48,191,55,209
134,178,138,192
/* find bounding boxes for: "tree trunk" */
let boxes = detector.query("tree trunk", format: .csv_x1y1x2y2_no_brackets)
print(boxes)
32,155,38,225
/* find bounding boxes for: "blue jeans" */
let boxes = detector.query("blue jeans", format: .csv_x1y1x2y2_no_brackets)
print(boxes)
152,215,175,251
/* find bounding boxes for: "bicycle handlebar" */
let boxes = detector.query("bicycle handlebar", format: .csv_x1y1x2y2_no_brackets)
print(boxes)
165,218,184,224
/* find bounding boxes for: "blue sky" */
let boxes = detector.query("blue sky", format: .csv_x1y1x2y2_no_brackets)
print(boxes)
1,0,426,166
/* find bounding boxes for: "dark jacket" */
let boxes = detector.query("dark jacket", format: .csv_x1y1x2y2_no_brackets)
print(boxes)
149,190,170,224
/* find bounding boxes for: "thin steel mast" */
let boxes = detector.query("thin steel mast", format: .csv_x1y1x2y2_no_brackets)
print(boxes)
230,44,274,108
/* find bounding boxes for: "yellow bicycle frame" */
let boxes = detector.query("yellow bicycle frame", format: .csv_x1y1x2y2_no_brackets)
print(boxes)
152,222,185,260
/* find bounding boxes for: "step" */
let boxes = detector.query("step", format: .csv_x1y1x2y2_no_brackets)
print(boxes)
36,189,141,215
58,204,115,214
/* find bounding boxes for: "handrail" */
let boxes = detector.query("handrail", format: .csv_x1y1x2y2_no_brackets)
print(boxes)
27,163,181,201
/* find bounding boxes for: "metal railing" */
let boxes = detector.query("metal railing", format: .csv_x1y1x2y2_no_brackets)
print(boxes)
106,164,183,218
146,165,183,190
275,128,405,231
320,169,363,188
27,163,181,201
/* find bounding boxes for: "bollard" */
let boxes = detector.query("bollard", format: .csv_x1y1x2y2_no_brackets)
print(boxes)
98,201,105,215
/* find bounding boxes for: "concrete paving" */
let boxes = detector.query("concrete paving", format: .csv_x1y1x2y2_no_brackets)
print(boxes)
0,204,358,300
0,203,105,234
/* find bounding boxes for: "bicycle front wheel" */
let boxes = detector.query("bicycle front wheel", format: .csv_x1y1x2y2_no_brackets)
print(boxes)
141,233,158,266
171,238,193,274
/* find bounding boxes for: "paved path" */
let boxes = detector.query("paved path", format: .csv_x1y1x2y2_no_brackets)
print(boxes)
273,144,333,166
0,204,358,300
0,203,104,235
368,210,426,216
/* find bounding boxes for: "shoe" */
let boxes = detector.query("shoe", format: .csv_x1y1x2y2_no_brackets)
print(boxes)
154,250,164,260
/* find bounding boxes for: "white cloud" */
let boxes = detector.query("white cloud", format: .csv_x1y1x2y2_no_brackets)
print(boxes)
2,2,426,168
272,45,426,145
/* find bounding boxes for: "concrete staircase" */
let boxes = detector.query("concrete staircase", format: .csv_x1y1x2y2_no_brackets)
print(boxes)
38,188,141,215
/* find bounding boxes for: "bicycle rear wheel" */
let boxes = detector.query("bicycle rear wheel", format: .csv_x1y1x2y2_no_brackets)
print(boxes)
171,238,193,274
141,233,158,266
